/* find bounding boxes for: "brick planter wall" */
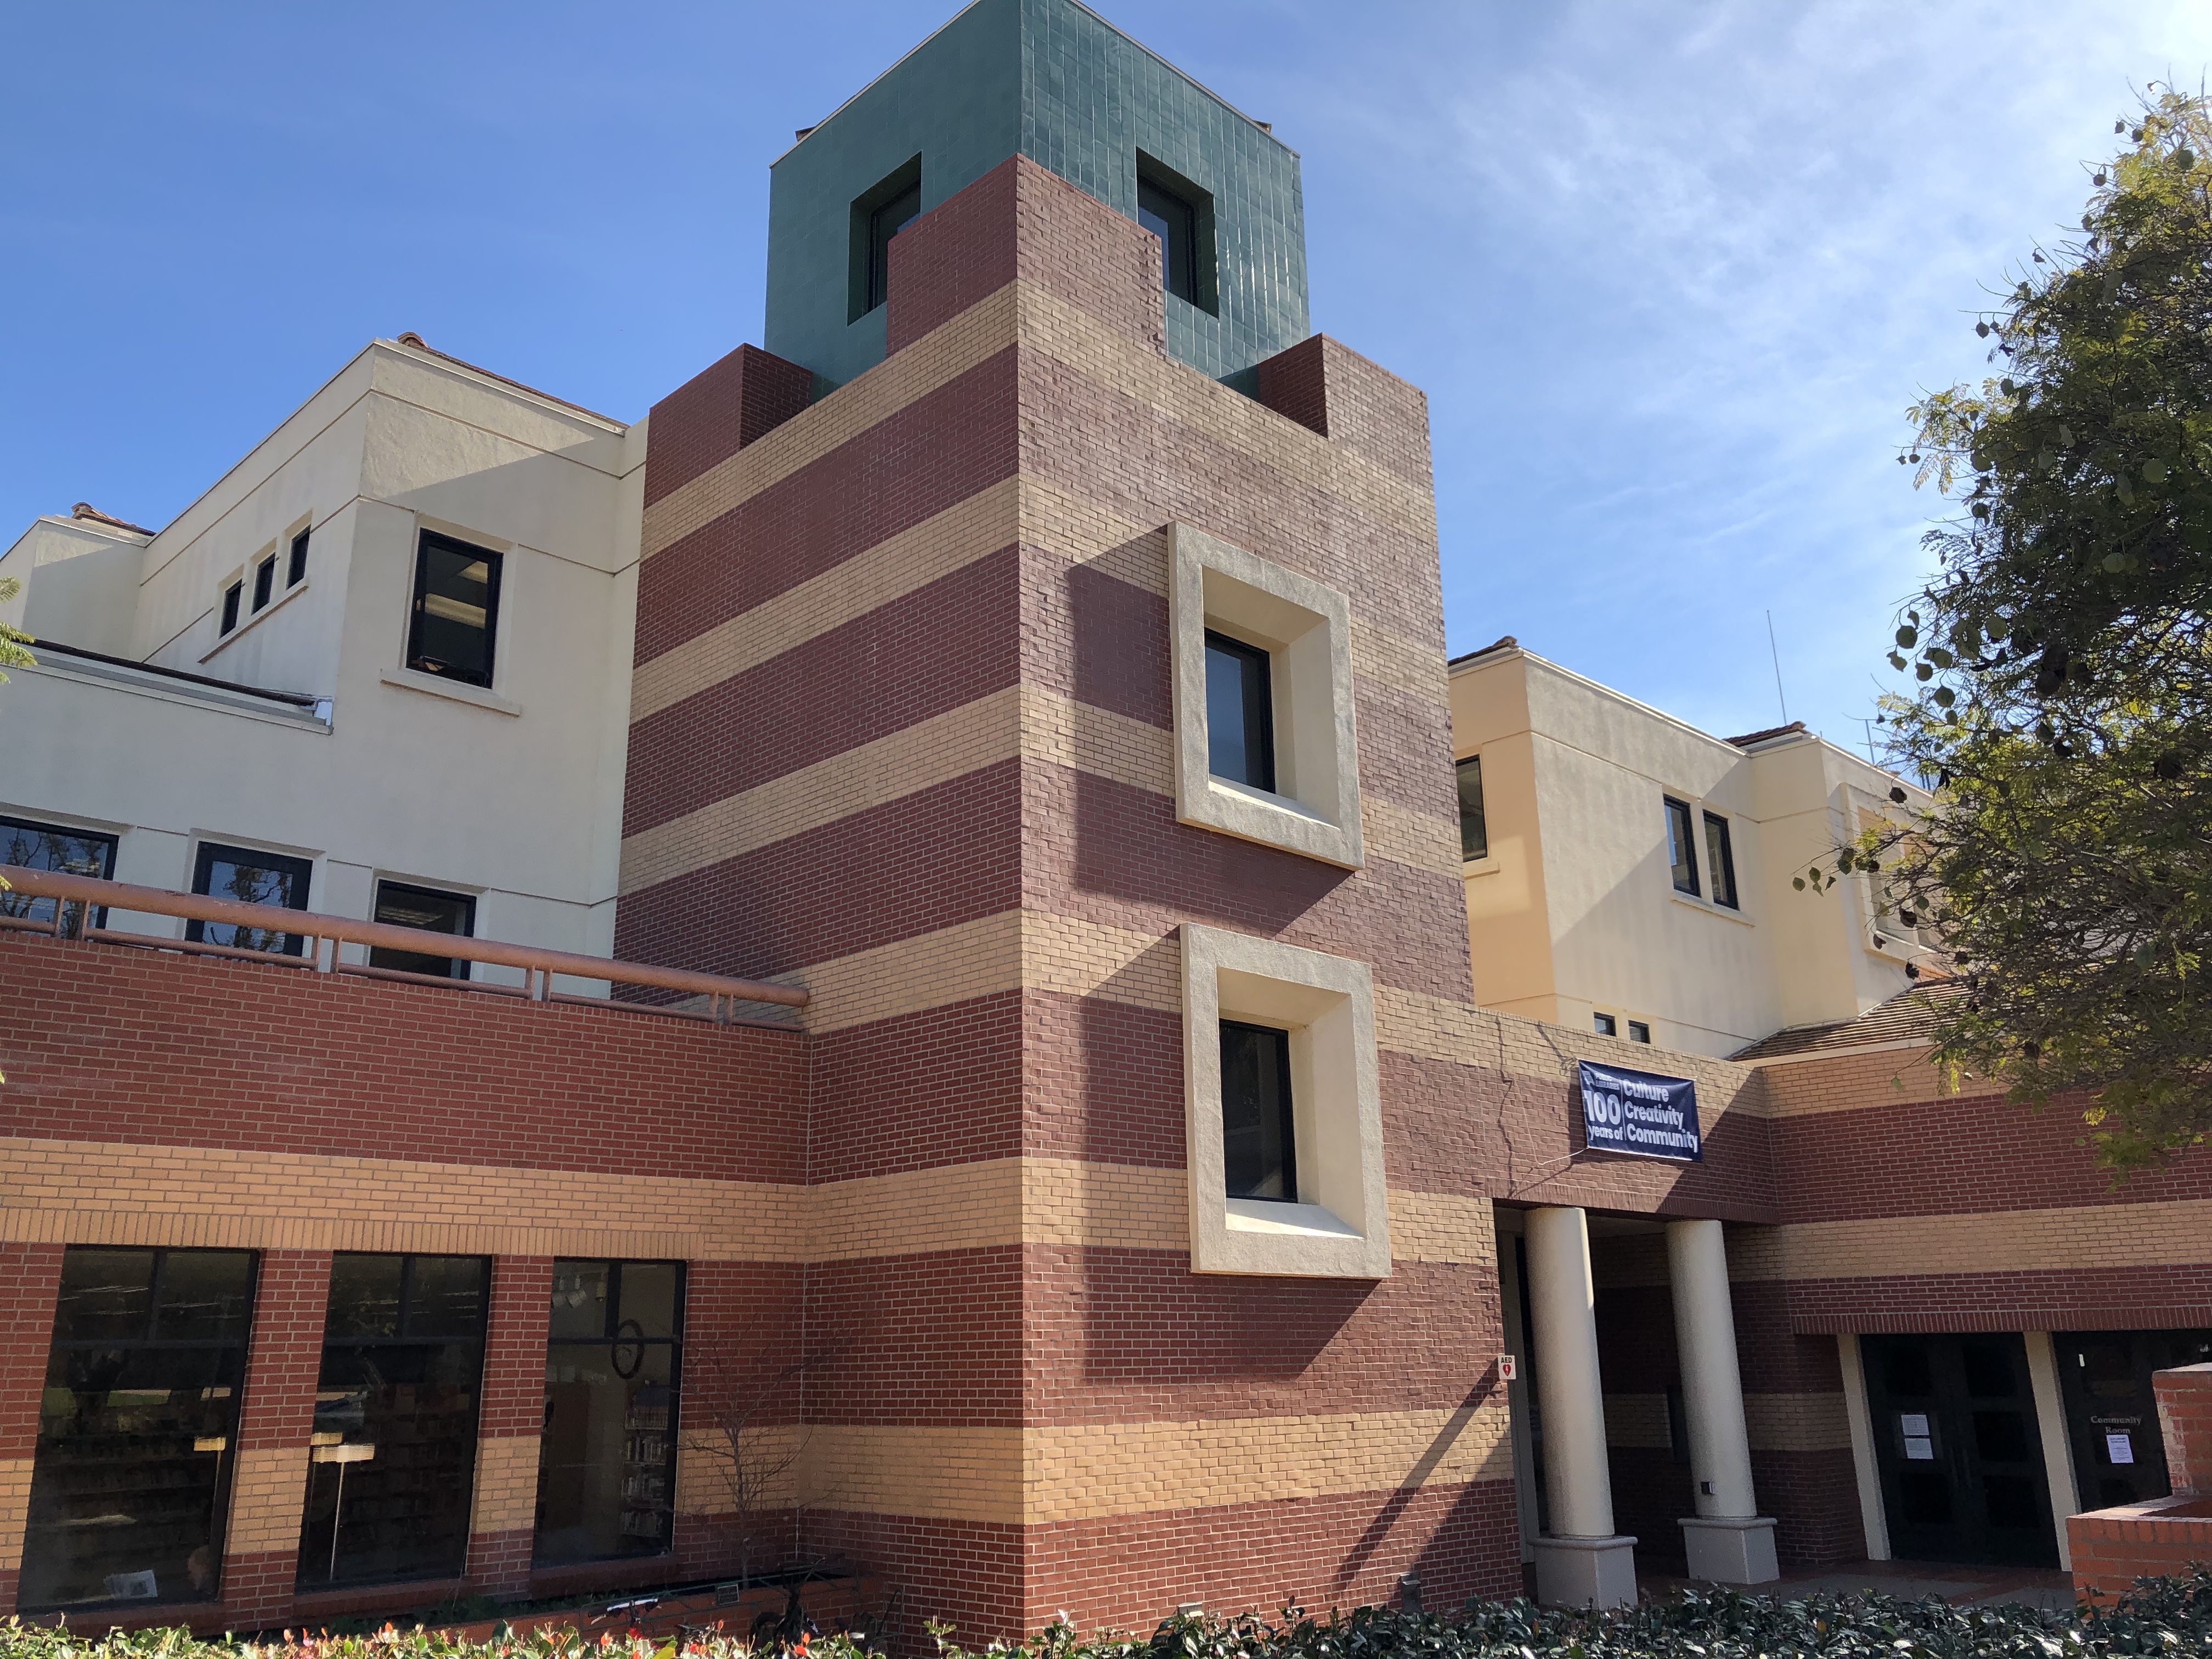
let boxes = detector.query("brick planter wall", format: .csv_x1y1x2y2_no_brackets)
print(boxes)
2071,1365,2212,1603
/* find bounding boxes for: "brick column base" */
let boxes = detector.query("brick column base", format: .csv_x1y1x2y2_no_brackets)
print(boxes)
466,1257,552,1599
221,1251,333,1633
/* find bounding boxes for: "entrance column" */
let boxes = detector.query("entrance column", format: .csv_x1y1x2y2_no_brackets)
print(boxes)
1525,1206,1637,1607
1665,1218,1778,1582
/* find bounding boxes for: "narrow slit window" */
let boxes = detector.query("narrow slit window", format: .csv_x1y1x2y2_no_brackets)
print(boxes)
1137,176,1198,303
407,531,503,688
1456,755,1488,861
867,182,922,313
286,528,310,588
1703,811,1739,909
1664,797,1700,895
1220,1019,1296,1202
219,582,242,635
1204,629,1275,792
251,556,276,613
368,881,476,980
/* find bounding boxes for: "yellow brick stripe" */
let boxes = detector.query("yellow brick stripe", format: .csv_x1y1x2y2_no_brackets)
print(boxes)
0,1456,29,1575
1744,1391,1854,1453
226,1446,310,1556
469,1434,541,1535
1729,1201,2212,1281
676,1407,1510,1527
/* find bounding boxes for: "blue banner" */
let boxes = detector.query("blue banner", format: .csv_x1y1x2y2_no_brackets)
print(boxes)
1578,1060,1702,1162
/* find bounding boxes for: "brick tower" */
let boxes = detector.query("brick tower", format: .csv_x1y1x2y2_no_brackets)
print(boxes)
616,0,1516,1634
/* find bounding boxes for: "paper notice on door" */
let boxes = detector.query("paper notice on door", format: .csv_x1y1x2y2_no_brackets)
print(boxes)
2107,1432,2135,1465
1899,1413,1930,1436
1904,1436,1936,1460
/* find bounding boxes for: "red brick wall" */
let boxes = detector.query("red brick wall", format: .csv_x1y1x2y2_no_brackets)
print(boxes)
2156,1365,2212,1497
221,1250,333,1630
0,1243,64,1616
642,342,813,510
2070,1499,2212,1603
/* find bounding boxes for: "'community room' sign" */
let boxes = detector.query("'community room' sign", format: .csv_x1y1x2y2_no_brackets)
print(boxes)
1578,1060,1702,1162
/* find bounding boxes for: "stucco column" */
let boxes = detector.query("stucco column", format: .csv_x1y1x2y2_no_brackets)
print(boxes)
1665,1218,1777,1583
1523,1206,1636,1607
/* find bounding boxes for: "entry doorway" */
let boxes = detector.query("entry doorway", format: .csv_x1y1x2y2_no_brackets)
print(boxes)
2054,1329,2212,1510
1860,1333,2058,1567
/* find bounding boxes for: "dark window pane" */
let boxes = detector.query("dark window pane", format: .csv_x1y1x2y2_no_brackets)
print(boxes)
1983,1472,2041,1524
53,1249,156,1343
536,1342,677,1565
1961,1339,2017,1398
252,556,276,613
299,1254,487,1588
1203,629,1275,792
407,532,502,688
1593,1013,1616,1037
1974,1408,2033,1463
20,1248,252,1612
368,881,475,979
1899,1468,1953,1524
867,181,922,313
618,1262,680,1341
1664,798,1700,895
287,528,310,588
1137,175,1197,303
185,842,312,957
0,816,118,931
1882,1342,1935,1396
549,1261,613,1341
324,1255,403,1339
1220,1019,1296,1202
1456,756,1488,861
1703,812,1738,909
220,582,241,634
405,1256,486,1340
1628,1021,1652,1043
154,1252,255,1344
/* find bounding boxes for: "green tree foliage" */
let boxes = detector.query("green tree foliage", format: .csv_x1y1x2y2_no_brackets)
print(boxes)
1858,88,2212,1170
0,576,30,679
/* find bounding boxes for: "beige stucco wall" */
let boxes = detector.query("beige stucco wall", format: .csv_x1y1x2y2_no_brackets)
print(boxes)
0,338,644,974
1449,648,1923,1057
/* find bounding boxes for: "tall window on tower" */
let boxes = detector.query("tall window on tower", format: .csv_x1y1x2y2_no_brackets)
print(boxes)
1220,1020,1296,1202
1204,629,1275,792
849,156,923,320
1135,155,1216,313
407,531,503,687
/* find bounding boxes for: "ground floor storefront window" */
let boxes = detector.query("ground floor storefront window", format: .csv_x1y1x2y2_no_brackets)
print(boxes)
297,1254,488,1589
19,1248,256,1611
534,1260,682,1565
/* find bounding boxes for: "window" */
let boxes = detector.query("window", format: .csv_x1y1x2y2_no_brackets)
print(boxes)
1703,811,1739,909
1594,1012,1617,1037
1664,797,1700,896
1170,524,1364,868
251,555,276,613
187,842,313,957
407,531,503,688
1220,1020,1296,1202
1203,630,1276,792
298,1254,488,1589
1628,1021,1652,1045
219,580,242,635
286,528,310,588
369,881,476,980
18,1248,255,1612
1135,154,1215,312
1457,756,1488,861
0,815,117,932
1181,923,1389,1279
849,156,923,320
535,1261,684,1566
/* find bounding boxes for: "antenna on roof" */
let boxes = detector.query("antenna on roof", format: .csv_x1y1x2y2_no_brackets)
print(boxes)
1765,611,1788,725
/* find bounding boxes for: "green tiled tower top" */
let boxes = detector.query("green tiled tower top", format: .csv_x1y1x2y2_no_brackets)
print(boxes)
765,0,1310,391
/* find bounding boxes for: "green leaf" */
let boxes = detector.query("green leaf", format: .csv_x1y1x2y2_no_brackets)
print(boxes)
1895,625,1918,648
2145,457,2170,482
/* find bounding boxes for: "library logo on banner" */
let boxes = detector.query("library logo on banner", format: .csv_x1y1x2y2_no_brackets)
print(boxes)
1578,1059,1701,1162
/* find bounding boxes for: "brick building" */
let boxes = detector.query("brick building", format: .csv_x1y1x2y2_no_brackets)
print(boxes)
1,0,2209,1640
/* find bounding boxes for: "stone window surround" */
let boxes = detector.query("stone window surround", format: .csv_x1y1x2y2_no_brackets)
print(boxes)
1167,522,1364,870
1180,922,1391,1280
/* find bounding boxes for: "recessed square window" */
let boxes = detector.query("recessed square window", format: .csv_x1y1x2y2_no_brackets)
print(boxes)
251,554,276,613
848,155,923,322
408,530,503,688
0,814,117,933
1182,923,1389,1279
1169,523,1363,869
1594,1012,1617,1037
187,840,313,957
1703,811,1739,909
1628,1020,1652,1044
369,880,476,980
1135,154,1216,314
287,527,310,588
1664,796,1700,896
1457,755,1488,861
219,580,242,635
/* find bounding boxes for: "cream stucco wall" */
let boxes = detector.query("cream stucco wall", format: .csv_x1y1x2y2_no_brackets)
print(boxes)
0,337,644,979
1449,647,1926,1057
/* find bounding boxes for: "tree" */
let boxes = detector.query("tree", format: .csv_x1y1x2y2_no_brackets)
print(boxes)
1843,88,2212,1170
0,577,31,679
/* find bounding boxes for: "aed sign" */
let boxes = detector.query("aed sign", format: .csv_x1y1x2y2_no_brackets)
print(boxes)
1578,1060,1702,1163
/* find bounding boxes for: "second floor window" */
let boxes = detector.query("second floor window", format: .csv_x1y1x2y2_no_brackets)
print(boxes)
1663,797,1700,896
369,881,476,980
1,815,117,932
251,554,276,614
286,527,310,588
1457,755,1488,861
408,531,503,688
1704,811,1739,909
187,842,312,956
1204,629,1276,792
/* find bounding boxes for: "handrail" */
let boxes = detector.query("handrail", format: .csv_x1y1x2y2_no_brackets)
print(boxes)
0,867,806,1013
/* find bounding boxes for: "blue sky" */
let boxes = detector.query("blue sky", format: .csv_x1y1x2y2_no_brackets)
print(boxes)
5,1,2208,751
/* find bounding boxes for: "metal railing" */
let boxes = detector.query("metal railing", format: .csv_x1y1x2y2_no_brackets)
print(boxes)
0,867,805,1026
